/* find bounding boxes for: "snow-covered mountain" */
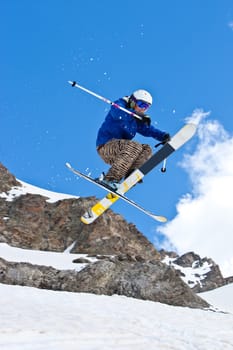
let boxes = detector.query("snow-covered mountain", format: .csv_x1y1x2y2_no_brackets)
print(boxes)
1,162,233,348
162,251,232,293
0,163,232,294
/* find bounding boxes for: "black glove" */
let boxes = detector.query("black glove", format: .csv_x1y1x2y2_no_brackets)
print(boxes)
162,133,171,144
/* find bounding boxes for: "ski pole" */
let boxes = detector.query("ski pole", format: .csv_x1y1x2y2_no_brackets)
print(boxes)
161,158,167,173
68,80,143,121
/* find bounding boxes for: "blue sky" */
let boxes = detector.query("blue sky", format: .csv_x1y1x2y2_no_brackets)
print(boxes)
1,1,233,273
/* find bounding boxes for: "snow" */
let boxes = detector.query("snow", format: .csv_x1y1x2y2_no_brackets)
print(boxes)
1,174,233,349
0,243,233,349
0,283,233,350
201,284,233,313
0,179,79,203
0,243,97,271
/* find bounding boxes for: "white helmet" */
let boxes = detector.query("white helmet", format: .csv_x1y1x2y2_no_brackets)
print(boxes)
132,89,153,105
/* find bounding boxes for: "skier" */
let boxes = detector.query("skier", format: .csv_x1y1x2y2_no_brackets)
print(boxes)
96,89,170,190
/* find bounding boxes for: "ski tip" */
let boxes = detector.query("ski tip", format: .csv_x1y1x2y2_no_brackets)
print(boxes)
65,162,71,169
80,216,91,224
186,122,198,133
153,215,167,223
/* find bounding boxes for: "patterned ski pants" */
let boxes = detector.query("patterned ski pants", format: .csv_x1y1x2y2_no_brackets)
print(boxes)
97,139,152,182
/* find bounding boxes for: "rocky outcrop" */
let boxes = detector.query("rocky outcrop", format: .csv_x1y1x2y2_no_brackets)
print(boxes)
0,163,159,259
0,256,209,309
171,252,227,293
174,252,202,267
0,163,21,192
0,163,231,308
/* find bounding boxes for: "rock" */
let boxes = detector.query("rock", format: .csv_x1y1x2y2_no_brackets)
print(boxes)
0,162,231,306
174,252,202,267
0,257,209,309
0,163,21,192
172,252,226,293
0,163,160,259
72,257,91,264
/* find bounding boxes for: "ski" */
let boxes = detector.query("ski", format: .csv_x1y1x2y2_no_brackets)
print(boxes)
66,162,167,223
67,123,197,224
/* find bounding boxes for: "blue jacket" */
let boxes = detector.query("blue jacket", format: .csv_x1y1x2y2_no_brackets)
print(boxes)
96,97,167,147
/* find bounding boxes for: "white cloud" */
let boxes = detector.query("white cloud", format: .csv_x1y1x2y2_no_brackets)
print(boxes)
185,108,210,125
158,110,233,277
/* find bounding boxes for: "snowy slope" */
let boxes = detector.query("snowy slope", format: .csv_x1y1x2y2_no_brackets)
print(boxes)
0,243,98,271
201,284,233,313
1,180,233,349
0,283,232,350
0,179,79,203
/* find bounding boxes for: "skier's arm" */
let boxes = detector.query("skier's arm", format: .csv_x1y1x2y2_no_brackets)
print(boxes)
137,122,170,142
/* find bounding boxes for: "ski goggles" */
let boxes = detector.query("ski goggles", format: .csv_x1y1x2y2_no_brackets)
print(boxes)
135,100,151,109
132,97,151,109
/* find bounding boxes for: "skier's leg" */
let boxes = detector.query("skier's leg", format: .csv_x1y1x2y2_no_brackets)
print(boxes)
122,144,152,181
97,139,144,182
130,144,152,169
